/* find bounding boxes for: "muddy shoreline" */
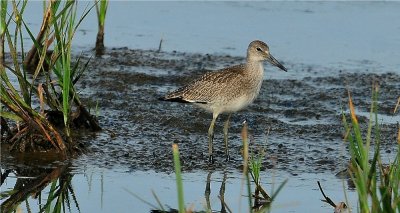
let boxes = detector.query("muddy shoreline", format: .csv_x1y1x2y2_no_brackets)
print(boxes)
2,48,399,175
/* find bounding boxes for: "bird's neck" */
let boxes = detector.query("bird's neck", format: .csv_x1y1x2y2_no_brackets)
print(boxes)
245,60,264,76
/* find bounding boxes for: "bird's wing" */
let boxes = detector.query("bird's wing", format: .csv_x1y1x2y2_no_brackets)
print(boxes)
163,65,245,103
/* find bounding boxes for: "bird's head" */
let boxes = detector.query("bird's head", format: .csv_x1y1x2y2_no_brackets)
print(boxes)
247,40,287,72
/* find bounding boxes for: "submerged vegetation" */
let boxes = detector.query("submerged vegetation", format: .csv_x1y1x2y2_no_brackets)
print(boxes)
1,0,100,154
0,164,78,213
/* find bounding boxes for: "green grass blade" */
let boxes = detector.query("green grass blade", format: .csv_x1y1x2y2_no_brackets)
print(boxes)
151,190,166,212
0,111,23,122
270,179,288,202
172,144,185,213
5,18,30,105
96,0,109,27
40,180,58,213
0,0,7,34
241,122,253,212
123,188,160,210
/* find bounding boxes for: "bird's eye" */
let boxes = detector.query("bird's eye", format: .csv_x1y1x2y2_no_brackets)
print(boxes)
256,47,262,52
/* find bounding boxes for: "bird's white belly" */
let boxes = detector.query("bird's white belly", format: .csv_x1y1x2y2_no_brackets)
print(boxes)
223,95,253,113
194,95,253,115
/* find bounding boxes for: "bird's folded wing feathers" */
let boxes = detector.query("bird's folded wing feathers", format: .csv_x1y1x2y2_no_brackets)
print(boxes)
162,66,244,103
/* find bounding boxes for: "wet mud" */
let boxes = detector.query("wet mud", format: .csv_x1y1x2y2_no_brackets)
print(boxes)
3,48,399,175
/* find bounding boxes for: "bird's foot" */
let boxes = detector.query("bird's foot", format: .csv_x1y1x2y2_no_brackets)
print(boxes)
225,154,230,162
208,155,214,164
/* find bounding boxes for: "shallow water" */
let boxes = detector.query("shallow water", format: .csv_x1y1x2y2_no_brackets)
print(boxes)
1,166,358,213
19,1,400,72
2,1,400,213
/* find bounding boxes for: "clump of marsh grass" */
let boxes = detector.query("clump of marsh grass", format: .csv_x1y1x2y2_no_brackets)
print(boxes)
242,122,287,212
0,0,6,63
248,139,272,210
343,85,400,213
94,0,108,56
1,0,100,154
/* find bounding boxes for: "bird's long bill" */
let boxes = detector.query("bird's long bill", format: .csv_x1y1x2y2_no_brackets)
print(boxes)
268,54,287,72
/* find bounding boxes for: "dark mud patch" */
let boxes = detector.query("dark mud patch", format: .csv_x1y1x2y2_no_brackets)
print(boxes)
3,48,399,175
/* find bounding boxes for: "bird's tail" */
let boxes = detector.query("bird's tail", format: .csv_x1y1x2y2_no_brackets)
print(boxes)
158,95,190,103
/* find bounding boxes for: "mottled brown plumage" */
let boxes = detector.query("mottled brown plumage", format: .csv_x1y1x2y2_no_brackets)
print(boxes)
161,40,287,163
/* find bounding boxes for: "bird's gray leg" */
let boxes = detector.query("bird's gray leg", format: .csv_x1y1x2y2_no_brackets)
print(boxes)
223,114,232,161
208,113,218,163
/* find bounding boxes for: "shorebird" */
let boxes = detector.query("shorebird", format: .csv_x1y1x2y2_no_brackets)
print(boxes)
160,40,287,163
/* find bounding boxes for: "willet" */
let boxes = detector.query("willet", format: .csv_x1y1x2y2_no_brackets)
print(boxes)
160,40,287,163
